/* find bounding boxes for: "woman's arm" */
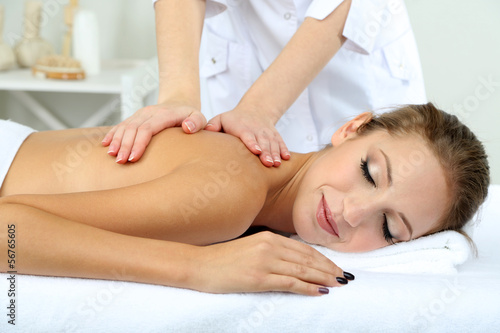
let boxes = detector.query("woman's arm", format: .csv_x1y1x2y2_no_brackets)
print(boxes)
0,159,266,245
103,0,208,163
0,202,345,296
206,0,352,166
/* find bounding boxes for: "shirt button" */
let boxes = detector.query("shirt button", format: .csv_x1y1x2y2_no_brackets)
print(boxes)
306,135,313,141
283,12,292,20
211,57,217,64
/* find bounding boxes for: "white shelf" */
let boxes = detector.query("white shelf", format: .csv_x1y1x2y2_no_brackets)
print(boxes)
0,59,147,94
0,59,154,129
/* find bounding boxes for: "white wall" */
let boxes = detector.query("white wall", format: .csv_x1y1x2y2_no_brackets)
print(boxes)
0,0,157,129
0,0,157,60
0,0,499,183
405,0,500,184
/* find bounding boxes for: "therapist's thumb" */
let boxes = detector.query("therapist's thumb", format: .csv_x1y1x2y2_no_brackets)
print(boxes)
204,115,222,132
182,111,207,134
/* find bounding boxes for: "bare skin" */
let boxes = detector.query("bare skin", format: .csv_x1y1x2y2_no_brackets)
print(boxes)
0,126,344,295
1,127,293,241
0,113,448,295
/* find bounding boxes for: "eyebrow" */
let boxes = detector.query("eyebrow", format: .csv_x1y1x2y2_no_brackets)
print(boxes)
380,149,393,185
380,149,413,240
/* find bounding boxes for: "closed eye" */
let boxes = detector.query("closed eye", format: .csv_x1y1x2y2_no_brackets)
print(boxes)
361,159,395,245
382,214,395,245
360,159,376,187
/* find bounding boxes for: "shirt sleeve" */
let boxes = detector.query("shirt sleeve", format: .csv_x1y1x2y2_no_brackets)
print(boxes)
151,0,227,18
305,0,411,54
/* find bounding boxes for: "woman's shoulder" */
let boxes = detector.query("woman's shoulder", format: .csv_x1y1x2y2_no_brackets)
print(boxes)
153,128,266,171
153,128,292,195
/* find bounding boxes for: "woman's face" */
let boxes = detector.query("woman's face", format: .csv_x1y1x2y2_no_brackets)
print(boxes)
293,116,449,252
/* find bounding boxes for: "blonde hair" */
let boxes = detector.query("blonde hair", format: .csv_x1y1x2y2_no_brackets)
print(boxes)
356,103,490,245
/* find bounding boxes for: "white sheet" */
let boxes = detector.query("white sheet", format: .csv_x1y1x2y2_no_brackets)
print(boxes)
0,119,36,188
2,185,500,332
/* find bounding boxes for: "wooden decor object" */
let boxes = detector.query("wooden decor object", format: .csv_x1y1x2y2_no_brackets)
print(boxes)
32,54,85,80
32,0,84,80
0,5,16,71
62,0,78,57
14,1,54,68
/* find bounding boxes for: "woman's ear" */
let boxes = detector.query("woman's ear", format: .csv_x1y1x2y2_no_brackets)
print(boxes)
331,112,373,146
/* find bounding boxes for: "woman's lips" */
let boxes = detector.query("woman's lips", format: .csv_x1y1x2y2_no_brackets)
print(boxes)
316,195,340,237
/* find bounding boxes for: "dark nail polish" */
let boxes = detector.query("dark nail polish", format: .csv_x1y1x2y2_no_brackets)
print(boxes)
318,287,329,295
336,277,348,285
343,271,355,281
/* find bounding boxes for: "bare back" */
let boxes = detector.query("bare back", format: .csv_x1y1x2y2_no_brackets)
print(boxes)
1,127,263,196
0,127,297,244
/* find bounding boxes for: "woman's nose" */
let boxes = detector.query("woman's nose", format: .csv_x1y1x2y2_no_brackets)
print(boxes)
342,195,378,228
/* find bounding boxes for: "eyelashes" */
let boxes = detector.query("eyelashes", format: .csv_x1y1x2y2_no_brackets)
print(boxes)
360,159,394,244
360,159,375,186
382,214,394,244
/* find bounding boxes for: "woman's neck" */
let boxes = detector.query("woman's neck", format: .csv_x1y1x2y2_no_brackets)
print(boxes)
253,149,328,232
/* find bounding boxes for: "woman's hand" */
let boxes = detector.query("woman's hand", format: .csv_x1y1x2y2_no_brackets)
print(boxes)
101,101,207,163
205,108,290,167
191,231,349,296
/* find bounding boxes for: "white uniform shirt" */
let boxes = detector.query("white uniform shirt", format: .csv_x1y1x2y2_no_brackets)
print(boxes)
153,0,426,153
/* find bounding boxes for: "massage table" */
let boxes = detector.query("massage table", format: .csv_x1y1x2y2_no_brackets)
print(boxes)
2,185,500,332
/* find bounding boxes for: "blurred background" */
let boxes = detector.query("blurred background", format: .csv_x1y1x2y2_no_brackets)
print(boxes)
0,0,498,183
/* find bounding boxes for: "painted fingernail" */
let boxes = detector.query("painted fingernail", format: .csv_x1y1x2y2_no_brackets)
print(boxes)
116,153,125,163
265,156,273,164
128,153,135,162
318,287,329,295
184,120,195,133
107,148,115,155
254,145,262,152
336,277,348,285
343,272,355,281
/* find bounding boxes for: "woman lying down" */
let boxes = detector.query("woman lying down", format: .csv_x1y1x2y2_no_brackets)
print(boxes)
0,103,489,296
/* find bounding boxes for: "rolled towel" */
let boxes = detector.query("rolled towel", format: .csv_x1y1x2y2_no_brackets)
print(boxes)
292,230,472,275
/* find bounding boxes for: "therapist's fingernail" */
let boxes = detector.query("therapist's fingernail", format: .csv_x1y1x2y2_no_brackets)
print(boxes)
128,153,135,162
265,156,273,164
254,145,262,152
336,277,348,285
184,120,195,133
116,153,125,163
343,272,355,281
318,287,329,295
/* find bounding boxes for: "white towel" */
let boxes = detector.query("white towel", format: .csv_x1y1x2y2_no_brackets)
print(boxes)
292,230,472,275
0,119,36,188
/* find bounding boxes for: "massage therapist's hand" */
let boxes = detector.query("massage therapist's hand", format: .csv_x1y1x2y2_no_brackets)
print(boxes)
205,107,291,167
192,231,348,296
102,101,207,163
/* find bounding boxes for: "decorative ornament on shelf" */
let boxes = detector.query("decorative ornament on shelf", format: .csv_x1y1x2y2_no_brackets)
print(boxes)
32,0,85,80
0,5,16,71
14,1,54,68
